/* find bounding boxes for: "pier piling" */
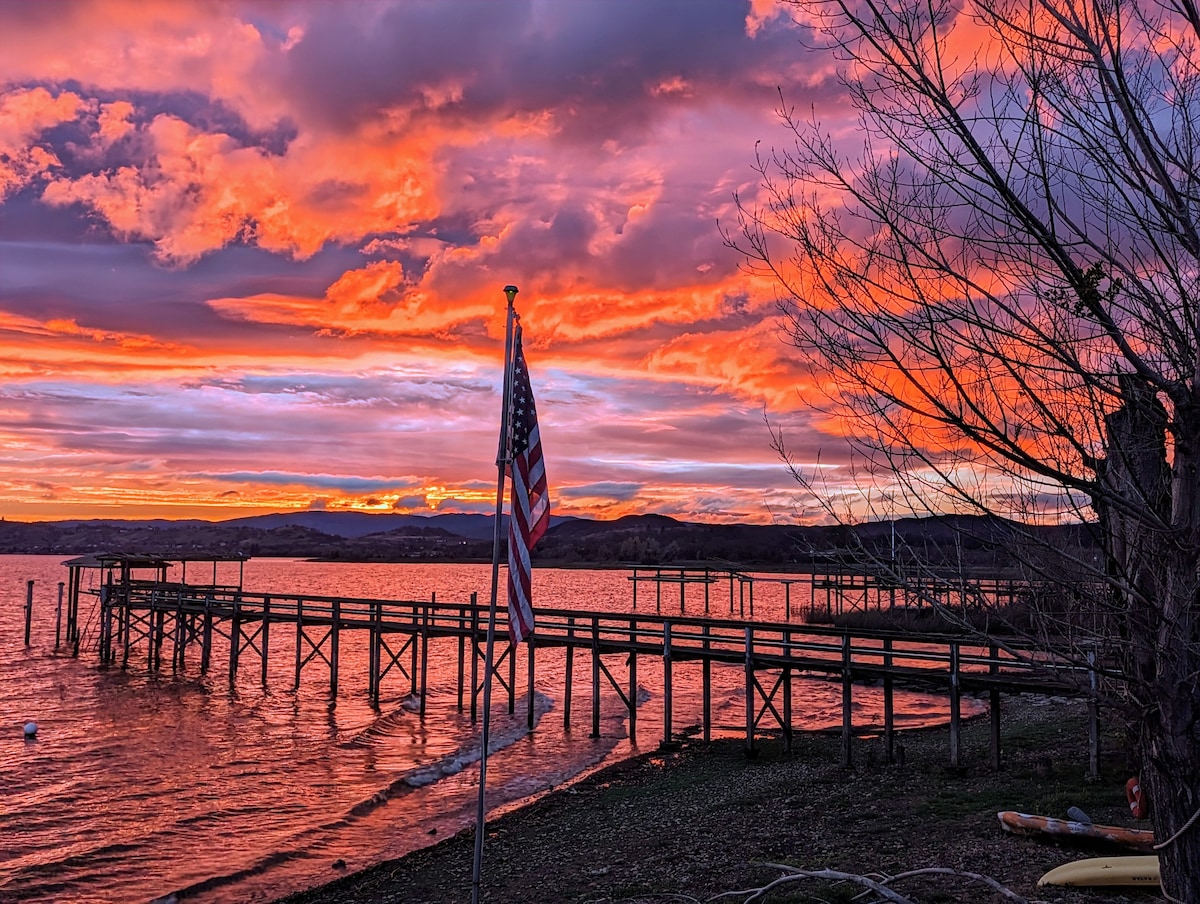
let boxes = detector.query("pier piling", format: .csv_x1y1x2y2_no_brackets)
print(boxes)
25,580,34,645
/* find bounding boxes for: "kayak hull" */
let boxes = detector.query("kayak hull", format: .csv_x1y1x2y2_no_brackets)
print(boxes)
996,811,1155,851
1038,855,1160,887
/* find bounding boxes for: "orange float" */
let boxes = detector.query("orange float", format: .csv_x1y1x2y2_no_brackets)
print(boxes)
1125,777,1148,819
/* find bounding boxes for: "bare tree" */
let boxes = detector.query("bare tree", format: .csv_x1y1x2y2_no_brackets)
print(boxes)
729,0,1200,897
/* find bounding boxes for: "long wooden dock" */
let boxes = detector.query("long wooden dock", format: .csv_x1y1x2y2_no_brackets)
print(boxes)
76,570,1107,773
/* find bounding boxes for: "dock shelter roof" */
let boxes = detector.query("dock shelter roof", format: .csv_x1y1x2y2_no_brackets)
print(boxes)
62,553,249,568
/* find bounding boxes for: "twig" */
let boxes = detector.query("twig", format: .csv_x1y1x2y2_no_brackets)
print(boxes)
726,865,916,903
882,867,1031,902
706,862,1037,904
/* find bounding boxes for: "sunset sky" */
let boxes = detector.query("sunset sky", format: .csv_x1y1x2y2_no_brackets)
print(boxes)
0,0,868,525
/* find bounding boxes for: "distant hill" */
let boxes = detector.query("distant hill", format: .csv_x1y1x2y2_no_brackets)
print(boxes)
221,510,582,540
220,511,492,540
0,511,1099,571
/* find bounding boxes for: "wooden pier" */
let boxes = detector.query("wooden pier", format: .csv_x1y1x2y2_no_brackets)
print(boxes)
629,565,1053,619
62,557,1108,773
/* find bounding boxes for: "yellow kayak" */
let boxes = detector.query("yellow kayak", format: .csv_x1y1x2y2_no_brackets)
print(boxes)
1038,855,1160,887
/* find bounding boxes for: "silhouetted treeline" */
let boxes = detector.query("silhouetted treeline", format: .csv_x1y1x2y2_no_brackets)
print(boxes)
0,512,1098,572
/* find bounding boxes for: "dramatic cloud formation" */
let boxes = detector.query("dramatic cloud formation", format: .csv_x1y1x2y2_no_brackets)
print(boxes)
0,0,861,524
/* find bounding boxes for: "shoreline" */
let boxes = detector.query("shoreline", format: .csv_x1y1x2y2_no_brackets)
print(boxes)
274,697,1153,904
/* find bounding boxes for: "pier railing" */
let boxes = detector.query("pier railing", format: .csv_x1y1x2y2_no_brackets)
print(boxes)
89,580,1107,772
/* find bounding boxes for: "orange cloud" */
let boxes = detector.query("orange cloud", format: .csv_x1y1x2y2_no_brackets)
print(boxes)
645,317,815,409
96,100,135,144
324,260,406,312
0,87,86,197
41,113,443,263
0,1,285,128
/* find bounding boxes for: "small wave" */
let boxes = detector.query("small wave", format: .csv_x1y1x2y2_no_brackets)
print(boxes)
340,695,424,748
149,847,310,903
345,691,554,818
1,837,144,885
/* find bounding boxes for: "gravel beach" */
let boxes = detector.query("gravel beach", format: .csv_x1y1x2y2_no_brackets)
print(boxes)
275,696,1160,904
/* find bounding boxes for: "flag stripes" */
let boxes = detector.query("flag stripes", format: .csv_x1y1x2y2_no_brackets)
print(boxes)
507,323,548,644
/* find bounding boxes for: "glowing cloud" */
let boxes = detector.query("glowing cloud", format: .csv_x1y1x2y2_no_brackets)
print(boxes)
0,0,864,524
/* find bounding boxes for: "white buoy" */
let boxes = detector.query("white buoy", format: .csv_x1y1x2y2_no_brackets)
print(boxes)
23,721,38,738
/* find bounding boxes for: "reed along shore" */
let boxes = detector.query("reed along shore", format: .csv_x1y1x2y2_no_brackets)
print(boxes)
275,697,1148,904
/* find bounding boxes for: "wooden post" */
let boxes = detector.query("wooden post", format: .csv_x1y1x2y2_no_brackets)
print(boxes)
883,636,895,764
456,601,468,713
422,597,431,718
989,642,1001,770
507,631,516,715
469,602,479,722
527,633,536,730
590,615,601,739
261,596,271,686
25,580,34,645
330,598,341,697
655,568,662,613
172,592,184,672
121,593,131,668
66,569,76,647
120,576,131,655
368,598,380,705
841,633,853,768
744,627,755,755
782,627,793,754
229,595,242,684
97,578,111,663
294,597,303,689
153,606,165,671
702,623,712,742
201,593,214,675
147,594,157,672
662,620,673,746
410,604,419,696
564,616,575,729
97,583,107,663
628,616,637,745
949,642,961,768
55,582,64,649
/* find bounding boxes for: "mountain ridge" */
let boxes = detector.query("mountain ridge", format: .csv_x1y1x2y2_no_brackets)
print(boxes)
0,511,1098,571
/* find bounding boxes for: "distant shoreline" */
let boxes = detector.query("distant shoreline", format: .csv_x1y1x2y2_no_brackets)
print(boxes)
0,510,1099,574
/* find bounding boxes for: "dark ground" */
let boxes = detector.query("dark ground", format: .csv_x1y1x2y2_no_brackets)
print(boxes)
274,696,1164,904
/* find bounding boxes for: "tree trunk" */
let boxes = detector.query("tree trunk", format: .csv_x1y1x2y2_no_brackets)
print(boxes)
1145,400,1200,901
1101,379,1200,900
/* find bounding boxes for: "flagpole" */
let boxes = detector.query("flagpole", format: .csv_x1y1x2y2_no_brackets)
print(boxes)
471,284,520,904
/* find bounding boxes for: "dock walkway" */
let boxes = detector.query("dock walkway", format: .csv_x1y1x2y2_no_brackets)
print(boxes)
81,576,1107,773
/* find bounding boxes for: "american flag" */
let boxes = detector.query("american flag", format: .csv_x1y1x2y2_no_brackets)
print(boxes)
506,324,549,644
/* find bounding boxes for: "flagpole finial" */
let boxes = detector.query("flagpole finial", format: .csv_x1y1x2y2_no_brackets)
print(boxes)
503,285,519,305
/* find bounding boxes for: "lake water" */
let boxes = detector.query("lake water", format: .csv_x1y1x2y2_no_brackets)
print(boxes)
0,555,976,904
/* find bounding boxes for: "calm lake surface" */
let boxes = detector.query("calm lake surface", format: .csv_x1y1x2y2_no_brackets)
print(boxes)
0,555,975,904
